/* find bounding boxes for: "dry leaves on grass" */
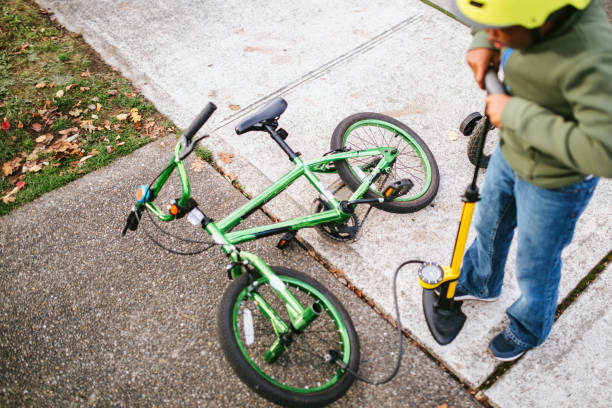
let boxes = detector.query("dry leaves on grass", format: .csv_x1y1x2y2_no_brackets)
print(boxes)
2,181,25,204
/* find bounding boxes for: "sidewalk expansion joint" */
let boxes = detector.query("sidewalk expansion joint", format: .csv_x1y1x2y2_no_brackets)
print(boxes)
211,14,423,134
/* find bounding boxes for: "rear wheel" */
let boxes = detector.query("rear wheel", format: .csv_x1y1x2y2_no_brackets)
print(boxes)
331,112,439,213
218,267,360,407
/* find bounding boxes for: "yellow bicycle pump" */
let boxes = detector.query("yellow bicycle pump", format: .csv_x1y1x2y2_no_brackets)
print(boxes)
417,69,504,345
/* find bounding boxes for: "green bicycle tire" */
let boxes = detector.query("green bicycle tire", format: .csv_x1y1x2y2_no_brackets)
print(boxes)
331,112,439,213
217,267,360,407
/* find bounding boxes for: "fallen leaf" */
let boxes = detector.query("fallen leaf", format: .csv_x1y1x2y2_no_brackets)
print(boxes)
35,81,46,89
31,123,42,132
79,87,90,92
69,108,82,117
96,103,102,112
49,82,56,88
225,173,237,182
116,113,128,121
26,151,39,161
1,179,25,203
80,70,90,77
2,194,16,204
23,163,42,173
2,157,22,176
79,155,94,164
58,127,79,135
448,131,459,141
80,120,95,133
106,145,114,154
66,84,76,91
107,89,118,96
191,157,206,172
130,108,141,123
17,121,23,129
1,120,10,131
218,152,235,164
228,104,240,111
55,89,64,98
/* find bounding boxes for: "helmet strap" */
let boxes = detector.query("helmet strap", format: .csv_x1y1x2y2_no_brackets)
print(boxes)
529,28,542,44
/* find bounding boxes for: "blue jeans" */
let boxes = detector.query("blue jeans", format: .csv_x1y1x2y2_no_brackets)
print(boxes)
459,146,598,348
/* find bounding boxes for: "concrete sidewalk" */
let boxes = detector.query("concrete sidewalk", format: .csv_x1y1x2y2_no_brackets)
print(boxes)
4,0,612,406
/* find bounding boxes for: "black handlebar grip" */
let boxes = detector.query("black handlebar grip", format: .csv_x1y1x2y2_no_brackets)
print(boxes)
484,69,505,95
182,102,217,143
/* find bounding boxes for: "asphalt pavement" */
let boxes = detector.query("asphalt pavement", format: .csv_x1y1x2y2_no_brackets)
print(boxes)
0,138,481,407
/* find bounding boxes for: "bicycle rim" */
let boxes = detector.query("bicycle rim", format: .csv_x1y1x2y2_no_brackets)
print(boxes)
231,275,353,394
342,119,433,202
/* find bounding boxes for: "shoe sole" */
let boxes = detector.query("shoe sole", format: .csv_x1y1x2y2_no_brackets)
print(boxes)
487,347,526,362
434,290,499,302
454,294,499,302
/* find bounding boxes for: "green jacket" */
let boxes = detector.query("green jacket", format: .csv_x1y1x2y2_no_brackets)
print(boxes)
470,0,612,188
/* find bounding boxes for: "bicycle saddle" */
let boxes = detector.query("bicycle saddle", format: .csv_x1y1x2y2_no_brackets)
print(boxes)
235,97,287,135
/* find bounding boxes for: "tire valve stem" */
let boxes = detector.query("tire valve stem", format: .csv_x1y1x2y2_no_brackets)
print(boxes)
326,350,347,368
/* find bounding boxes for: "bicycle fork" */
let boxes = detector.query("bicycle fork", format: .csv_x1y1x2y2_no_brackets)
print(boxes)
197,212,323,363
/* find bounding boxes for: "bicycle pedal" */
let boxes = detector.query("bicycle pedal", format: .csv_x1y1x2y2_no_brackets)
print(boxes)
277,231,297,249
383,179,414,200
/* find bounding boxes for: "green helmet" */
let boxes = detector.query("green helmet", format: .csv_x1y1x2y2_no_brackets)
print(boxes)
452,0,591,29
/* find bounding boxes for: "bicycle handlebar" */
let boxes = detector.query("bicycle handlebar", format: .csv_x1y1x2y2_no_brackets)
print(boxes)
484,68,505,95
183,102,217,143
122,102,217,234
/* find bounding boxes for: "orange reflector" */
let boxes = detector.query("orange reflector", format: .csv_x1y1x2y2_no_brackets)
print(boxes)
169,204,179,216
384,188,393,197
279,240,287,246
136,188,144,200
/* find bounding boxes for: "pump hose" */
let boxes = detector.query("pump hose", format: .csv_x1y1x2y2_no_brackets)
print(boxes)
332,259,424,385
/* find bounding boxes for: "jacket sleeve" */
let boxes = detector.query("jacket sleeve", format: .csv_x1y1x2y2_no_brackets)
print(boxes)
500,52,612,178
469,30,497,50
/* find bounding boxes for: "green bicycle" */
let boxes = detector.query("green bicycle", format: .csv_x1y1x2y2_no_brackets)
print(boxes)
122,97,439,407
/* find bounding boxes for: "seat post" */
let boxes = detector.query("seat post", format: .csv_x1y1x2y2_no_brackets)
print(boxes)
264,124,298,161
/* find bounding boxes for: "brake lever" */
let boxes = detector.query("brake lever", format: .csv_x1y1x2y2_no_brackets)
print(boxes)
178,133,209,161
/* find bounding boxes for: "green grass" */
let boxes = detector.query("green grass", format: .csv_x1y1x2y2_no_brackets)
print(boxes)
195,146,214,163
0,0,176,216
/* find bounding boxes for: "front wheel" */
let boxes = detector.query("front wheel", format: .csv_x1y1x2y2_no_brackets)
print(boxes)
217,267,360,407
331,112,439,213
466,117,494,169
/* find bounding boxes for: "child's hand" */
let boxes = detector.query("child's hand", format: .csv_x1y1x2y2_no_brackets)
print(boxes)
467,48,500,89
485,94,511,128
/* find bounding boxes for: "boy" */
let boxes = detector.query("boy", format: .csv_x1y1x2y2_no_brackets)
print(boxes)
451,0,612,360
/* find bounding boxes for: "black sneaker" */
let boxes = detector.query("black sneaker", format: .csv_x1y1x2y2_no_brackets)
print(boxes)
435,285,499,302
488,329,531,361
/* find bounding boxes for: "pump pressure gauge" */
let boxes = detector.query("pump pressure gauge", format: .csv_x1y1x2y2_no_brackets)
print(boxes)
418,262,444,285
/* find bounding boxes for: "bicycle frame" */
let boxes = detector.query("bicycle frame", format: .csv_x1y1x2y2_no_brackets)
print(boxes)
144,141,399,247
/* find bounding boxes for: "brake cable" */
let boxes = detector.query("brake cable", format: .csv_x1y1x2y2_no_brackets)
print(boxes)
136,209,218,256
